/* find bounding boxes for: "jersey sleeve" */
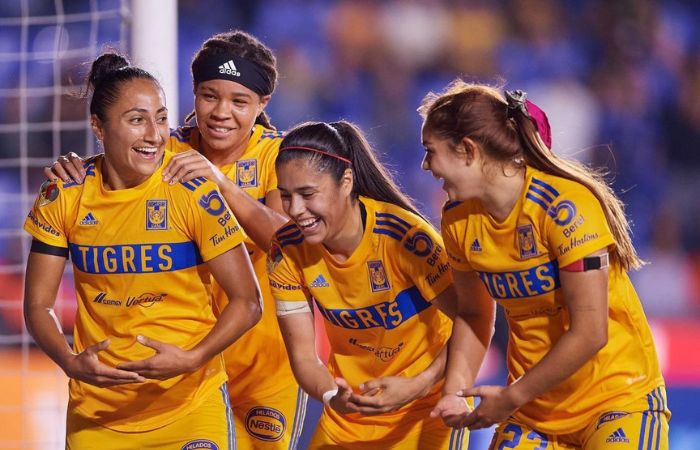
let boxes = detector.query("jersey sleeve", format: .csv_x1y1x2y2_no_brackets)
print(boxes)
398,222,454,302
440,210,473,272
189,182,245,262
23,180,68,248
267,240,310,302
545,185,616,267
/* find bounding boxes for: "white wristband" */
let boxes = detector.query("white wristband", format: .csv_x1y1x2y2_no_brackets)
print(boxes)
321,389,338,405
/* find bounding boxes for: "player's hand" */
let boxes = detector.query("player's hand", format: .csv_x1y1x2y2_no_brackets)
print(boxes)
116,335,199,380
44,152,85,184
430,393,473,428
349,375,429,415
458,385,520,430
162,150,228,188
63,339,145,387
327,378,360,415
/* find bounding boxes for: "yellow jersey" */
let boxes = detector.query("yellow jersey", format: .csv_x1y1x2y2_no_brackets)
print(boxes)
268,197,452,442
169,124,293,400
441,166,665,434
24,153,244,432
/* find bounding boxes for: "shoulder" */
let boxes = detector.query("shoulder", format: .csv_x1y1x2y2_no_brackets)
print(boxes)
169,125,196,144
440,198,479,228
254,126,284,155
525,170,599,225
273,221,305,249
369,198,442,252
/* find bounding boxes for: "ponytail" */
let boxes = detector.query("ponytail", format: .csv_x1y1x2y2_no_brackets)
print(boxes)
420,80,644,270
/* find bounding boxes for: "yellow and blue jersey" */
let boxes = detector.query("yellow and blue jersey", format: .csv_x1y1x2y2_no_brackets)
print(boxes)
23,153,244,432
169,124,294,403
441,165,665,434
268,196,453,443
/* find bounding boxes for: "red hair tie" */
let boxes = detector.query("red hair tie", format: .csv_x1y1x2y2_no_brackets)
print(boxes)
279,146,352,164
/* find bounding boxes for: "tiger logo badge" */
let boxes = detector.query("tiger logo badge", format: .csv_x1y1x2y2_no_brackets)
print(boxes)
517,224,538,259
237,159,258,188
367,260,390,292
146,200,168,230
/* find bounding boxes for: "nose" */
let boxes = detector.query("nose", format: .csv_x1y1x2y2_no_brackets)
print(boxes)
421,154,429,171
210,99,231,120
286,195,305,218
144,118,163,144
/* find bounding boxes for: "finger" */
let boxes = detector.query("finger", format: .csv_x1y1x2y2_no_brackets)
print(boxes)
86,339,111,355
50,161,72,183
458,386,483,398
163,152,202,180
353,405,390,416
96,365,146,382
348,392,382,407
359,379,384,394
136,335,164,352
43,166,59,181
117,358,152,372
64,155,85,181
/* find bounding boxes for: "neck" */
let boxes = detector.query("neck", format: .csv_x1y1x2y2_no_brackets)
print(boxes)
323,199,364,262
101,156,155,190
199,129,252,167
480,165,526,223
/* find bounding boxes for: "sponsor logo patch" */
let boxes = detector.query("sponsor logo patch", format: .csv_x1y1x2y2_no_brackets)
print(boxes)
245,406,286,442
404,231,433,257
199,190,226,216
181,439,218,450
38,180,59,206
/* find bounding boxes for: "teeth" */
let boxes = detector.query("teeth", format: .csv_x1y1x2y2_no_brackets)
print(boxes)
298,218,318,227
134,147,157,154
213,127,231,132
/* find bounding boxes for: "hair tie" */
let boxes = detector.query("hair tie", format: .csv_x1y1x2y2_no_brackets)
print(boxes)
278,146,352,164
505,89,552,149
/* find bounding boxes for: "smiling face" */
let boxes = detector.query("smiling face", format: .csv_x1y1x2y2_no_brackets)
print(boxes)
421,125,484,202
277,158,353,246
92,78,168,189
194,79,270,157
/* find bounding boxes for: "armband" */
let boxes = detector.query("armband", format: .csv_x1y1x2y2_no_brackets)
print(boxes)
561,253,609,272
322,388,338,405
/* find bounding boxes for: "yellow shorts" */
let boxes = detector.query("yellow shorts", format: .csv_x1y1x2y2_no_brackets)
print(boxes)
488,387,670,450
308,414,468,450
66,384,234,450
232,385,308,450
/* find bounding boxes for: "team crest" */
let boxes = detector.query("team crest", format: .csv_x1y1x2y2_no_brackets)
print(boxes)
38,180,59,206
146,200,168,230
517,224,538,259
367,260,390,292
267,242,283,273
237,159,258,188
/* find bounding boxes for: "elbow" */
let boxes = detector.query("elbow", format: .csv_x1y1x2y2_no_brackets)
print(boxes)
586,326,608,356
247,291,263,328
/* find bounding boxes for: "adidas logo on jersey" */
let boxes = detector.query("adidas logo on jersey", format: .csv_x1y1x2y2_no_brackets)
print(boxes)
310,274,330,288
470,238,482,252
605,428,630,444
219,60,240,77
80,212,98,226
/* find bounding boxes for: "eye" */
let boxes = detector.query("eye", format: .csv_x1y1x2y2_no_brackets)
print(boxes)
130,116,144,124
157,115,168,124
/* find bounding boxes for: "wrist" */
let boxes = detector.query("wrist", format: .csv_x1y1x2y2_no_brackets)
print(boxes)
504,383,531,409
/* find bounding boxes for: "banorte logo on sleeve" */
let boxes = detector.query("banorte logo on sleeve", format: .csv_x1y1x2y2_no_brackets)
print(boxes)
245,406,286,442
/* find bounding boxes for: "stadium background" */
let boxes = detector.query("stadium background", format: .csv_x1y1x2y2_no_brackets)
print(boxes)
1,0,699,448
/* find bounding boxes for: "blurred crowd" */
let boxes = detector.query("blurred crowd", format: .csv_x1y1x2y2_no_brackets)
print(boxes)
176,0,700,318
1,0,700,336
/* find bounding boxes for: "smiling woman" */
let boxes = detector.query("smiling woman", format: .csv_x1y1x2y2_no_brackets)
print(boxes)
22,51,261,449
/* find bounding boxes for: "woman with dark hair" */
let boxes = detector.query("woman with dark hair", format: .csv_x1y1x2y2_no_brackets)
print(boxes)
25,51,261,449
268,120,467,449
47,31,304,449
421,81,669,449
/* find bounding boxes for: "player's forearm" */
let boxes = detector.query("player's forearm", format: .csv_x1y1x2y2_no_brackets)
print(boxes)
506,327,606,408
289,354,337,402
416,343,447,392
188,291,262,368
443,313,493,395
218,180,287,251
24,303,74,371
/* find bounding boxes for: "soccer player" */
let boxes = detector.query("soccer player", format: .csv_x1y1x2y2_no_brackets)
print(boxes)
46,31,304,449
422,81,669,449
24,52,261,449
267,121,467,449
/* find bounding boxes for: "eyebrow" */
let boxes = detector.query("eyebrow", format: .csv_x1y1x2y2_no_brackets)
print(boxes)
123,106,168,115
198,86,253,99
